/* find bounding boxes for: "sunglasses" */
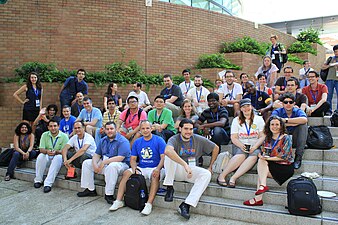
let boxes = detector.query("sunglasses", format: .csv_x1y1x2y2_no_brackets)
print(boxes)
283,100,294,104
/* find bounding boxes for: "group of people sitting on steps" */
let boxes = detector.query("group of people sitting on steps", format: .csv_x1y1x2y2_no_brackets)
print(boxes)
4,43,338,219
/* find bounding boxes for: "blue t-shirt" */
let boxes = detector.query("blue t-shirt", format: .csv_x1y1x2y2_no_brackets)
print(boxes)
96,133,130,164
131,135,166,168
271,107,307,133
59,115,77,136
77,107,103,128
60,76,88,98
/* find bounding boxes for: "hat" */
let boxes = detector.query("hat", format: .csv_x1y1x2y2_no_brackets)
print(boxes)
240,98,251,107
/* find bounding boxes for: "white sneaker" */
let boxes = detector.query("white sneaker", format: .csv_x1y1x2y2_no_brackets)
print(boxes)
141,203,152,215
109,200,124,211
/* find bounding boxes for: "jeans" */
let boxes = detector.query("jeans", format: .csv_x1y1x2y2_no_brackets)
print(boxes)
289,124,308,158
152,129,175,142
325,80,338,112
210,127,230,147
6,150,38,177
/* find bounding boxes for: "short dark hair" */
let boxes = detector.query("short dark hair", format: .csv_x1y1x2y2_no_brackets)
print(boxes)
257,73,267,80
62,105,71,110
47,104,58,115
182,69,190,74
105,121,116,128
308,70,319,78
127,95,138,103
15,122,32,136
333,45,338,51
179,118,194,128
240,73,248,79
207,92,219,101
48,118,60,126
303,60,309,65
83,97,92,103
286,77,299,87
194,74,202,79
135,82,142,88
74,120,85,128
154,95,165,102
225,70,235,77
281,92,295,101
283,66,293,73
163,74,172,80
77,69,86,75
107,98,116,104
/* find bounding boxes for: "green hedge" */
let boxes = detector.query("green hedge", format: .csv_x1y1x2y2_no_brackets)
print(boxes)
221,36,269,56
287,41,317,55
196,53,242,70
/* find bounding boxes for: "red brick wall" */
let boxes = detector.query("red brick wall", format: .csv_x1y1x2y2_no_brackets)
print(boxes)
0,0,297,79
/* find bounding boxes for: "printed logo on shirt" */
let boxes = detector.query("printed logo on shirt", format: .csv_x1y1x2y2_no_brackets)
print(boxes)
141,147,153,159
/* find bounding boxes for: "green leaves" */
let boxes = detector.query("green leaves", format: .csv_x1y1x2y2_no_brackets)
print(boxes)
287,41,317,55
297,28,323,45
221,36,269,56
196,53,242,70
287,54,304,65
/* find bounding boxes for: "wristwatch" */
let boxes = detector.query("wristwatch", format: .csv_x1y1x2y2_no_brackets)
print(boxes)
285,118,288,123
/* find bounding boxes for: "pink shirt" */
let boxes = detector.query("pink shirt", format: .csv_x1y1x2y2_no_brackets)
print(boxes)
119,109,147,130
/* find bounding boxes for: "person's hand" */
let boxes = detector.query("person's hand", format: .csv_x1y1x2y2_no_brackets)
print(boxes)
207,166,213,174
64,159,71,169
125,132,132,140
22,152,29,160
307,109,312,116
184,164,193,179
46,150,55,156
221,99,228,106
203,128,210,135
23,99,29,104
99,127,105,134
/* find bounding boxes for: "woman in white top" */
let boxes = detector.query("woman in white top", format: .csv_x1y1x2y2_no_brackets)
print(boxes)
255,56,279,88
217,99,265,188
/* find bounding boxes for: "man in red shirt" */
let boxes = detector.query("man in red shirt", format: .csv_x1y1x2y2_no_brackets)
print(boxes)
302,71,330,117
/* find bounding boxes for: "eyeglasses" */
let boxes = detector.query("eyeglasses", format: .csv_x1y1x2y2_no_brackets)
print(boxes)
225,76,234,78
284,71,292,74
308,76,316,79
283,100,294,104
129,100,138,104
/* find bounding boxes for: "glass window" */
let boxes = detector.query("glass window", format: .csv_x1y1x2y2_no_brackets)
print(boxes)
210,3,222,14
171,0,191,5
192,0,209,9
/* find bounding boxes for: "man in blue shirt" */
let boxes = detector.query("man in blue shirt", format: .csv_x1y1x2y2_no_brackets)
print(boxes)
76,97,102,137
109,120,166,215
271,93,308,169
59,69,88,111
77,121,130,204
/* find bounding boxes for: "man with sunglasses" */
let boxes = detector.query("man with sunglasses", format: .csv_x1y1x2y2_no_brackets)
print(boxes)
271,93,308,169
302,71,330,117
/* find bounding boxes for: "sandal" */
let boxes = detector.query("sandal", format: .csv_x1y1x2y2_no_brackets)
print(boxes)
227,181,236,188
216,176,227,187
4,175,10,181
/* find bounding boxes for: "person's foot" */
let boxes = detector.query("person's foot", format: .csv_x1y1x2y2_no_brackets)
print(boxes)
77,188,97,197
141,203,152,216
255,185,269,195
105,194,115,204
109,200,124,211
43,186,52,193
216,176,227,187
178,202,190,219
243,198,263,206
34,182,42,188
294,155,302,169
164,186,174,202
198,157,203,167
227,180,236,188
4,175,10,181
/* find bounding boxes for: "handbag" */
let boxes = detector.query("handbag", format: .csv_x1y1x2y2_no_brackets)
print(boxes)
212,151,232,173
0,148,14,167
320,57,332,82
306,126,333,149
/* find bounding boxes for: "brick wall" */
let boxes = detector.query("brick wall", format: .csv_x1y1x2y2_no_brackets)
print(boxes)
0,0,298,79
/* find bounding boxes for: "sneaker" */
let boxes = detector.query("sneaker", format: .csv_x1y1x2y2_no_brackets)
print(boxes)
178,202,190,219
109,200,124,211
34,182,42,188
43,186,52,193
77,188,97,197
104,194,115,204
141,203,152,216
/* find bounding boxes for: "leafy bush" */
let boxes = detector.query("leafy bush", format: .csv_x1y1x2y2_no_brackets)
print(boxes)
196,53,242,70
297,28,323,45
221,36,269,56
287,41,317,55
14,62,59,81
287,54,303,65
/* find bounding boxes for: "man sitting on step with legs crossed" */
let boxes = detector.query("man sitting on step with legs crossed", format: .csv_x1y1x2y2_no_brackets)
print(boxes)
163,118,219,220
109,120,166,215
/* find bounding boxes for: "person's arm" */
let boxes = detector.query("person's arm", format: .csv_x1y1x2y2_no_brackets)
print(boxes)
58,84,65,99
250,131,265,153
283,117,307,126
84,118,98,127
230,133,246,151
118,98,123,109
13,85,28,105
309,93,328,114
27,134,35,152
202,117,227,129
39,88,43,110
274,85,284,95
130,155,138,174
68,144,90,164
61,144,71,168
92,153,103,174
259,98,273,114
228,93,242,105
103,96,108,111
126,125,140,139
166,95,178,104
208,145,219,173
164,145,192,177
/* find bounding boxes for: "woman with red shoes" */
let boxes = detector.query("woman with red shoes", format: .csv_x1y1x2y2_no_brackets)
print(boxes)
244,115,294,206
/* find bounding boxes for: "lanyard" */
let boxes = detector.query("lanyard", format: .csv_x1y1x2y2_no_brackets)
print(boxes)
108,111,117,122
77,104,83,114
86,111,92,122
166,88,171,95
185,82,191,92
244,121,251,136
180,136,193,155
50,136,59,149
128,113,138,123
271,134,281,150
20,134,29,149
227,88,234,100
64,120,69,132
210,107,219,121
155,111,163,123
258,86,266,93
33,87,39,97
283,78,287,89
310,89,318,103
77,136,84,149
196,88,203,102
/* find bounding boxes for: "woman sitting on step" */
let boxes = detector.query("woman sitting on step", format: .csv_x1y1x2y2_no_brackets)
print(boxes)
217,98,265,188
244,115,294,206
5,122,39,181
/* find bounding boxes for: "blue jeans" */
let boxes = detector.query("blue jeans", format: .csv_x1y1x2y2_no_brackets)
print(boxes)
6,150,38,177
325,80,338,112
210,127,230,147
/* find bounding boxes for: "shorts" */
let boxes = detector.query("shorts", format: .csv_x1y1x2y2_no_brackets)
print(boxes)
127,167,165,181
232,145,261,157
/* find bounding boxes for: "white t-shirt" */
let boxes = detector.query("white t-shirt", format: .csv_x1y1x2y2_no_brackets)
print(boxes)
187,86,210,113
127,90,150,106
230,115,265,146
67,133,96,156
217,82,243,107
179,80,195,97
299,67,314,79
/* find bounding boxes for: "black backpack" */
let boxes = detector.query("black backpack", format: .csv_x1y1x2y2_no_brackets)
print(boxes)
124,108,143,122
278,43,288,64
320,56,332,82
0,148,14,167
124,171,148,211
306,125,333,150
331,110,338,127
287,177,322,216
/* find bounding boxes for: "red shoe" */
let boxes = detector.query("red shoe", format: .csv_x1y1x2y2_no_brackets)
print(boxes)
255,185,269,195
243,198,263,206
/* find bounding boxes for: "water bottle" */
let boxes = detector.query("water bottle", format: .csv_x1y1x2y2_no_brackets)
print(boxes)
140,190,145,198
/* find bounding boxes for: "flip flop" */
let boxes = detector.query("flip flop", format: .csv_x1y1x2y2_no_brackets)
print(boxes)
216,177,227,187
227,181,236,188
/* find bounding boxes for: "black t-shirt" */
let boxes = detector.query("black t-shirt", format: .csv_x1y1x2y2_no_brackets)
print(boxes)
243,91,271,110
198,106,230,132
275,76,298,91
160,84,184,106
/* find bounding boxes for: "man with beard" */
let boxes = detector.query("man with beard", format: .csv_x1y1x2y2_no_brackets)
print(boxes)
217,71,242,117
109,120,166,215
77,121,130,204
34,119,69,193
62,121,96,169
71,92,85,118
163,118,219,219
243,81,272,120
160,74,184,118
187,75,210,115
271,93,308,169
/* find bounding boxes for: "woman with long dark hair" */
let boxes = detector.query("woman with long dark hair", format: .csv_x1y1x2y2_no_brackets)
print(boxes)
5,122,38,181
255,56,278,87
217,99,265,187
243,116,293,206
13,72,43,128
103,82,122,111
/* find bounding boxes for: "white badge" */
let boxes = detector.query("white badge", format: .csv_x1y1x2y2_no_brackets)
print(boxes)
35,99,40,107
271,54,275,60
310,104,316,110
336,71,338,77
188,157,196,167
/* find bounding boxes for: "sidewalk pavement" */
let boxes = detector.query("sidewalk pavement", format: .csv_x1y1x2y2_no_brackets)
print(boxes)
0,177,256,225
